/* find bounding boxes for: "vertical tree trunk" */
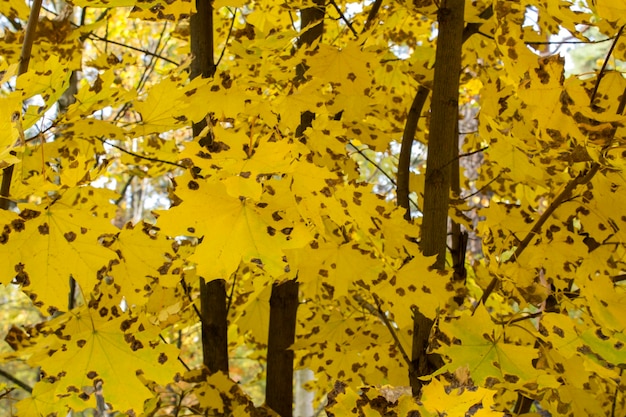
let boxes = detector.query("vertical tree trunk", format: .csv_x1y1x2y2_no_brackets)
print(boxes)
411,0,465,397
420,0,465,269
200,278,229,373
190,0,228,375
266,280,299,417
190,0,215,141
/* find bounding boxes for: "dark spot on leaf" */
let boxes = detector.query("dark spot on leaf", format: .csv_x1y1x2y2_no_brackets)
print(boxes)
64,231,77,242
281,227,293,236
158,352,168,364
19,209,40,220
99,307,108,317
552,326,564,338
14,263,30,286
87,371,98,379
188,180,199,190
554,362,565,373
595,329,609,340
77,339,87,348
11,219,25,232
267,226,276,236
272,212,283,221
130,340,143,351
38,223,50,235
503,374,519,383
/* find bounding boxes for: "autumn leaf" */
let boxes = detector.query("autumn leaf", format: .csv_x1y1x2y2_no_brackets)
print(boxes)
156,174,310,278
0,188,117,312
30,307,181,413
434,306,540,388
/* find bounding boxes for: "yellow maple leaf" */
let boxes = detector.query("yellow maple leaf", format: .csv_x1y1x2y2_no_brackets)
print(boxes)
421,378,502,417
306,41,376,87
434,306,540,387
0,188,117,312
31,307,181,413
156,175,310,278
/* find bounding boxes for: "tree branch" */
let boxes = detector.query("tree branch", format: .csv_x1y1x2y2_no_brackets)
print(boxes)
328,0,357,37
0,368,33,393
88,33,179,66
397,85,429,220
362,0,383,33
590,24,624,105
475,163,601,312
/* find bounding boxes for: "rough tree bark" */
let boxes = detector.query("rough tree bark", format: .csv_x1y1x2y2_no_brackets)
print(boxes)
420,0,466,269
190,0,215,142
403,0,465,397
190,0,228,375
266,279,299,417
200,278,229,373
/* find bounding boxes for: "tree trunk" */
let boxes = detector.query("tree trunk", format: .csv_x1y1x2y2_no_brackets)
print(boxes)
190,0,215,141
420,0,465,269
411,0,465,397
190,0,228,376
200,278,229,373
266,279,299,417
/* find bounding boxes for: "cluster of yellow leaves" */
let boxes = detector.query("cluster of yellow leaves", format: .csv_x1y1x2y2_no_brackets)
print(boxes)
0,0,624,416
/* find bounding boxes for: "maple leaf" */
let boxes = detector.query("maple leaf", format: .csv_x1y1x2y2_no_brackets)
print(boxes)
104,221,180,306
307,41,376,88
156,174,310,278
421,378,503,417
30,307,182,413
434,307,540,388
0,188,117,312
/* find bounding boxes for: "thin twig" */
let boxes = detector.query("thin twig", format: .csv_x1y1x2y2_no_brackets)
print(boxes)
215,8,238,69
347,142,419,211
159,334,191,371
526,37,616,45
96,137,186,169
372,294,413,369
180,276,205,326
0,368,33,393
462,172,501,200
88,33,179,66
590,24,624,105
348,142,396,185
329,0,358,37
225,272,237,314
